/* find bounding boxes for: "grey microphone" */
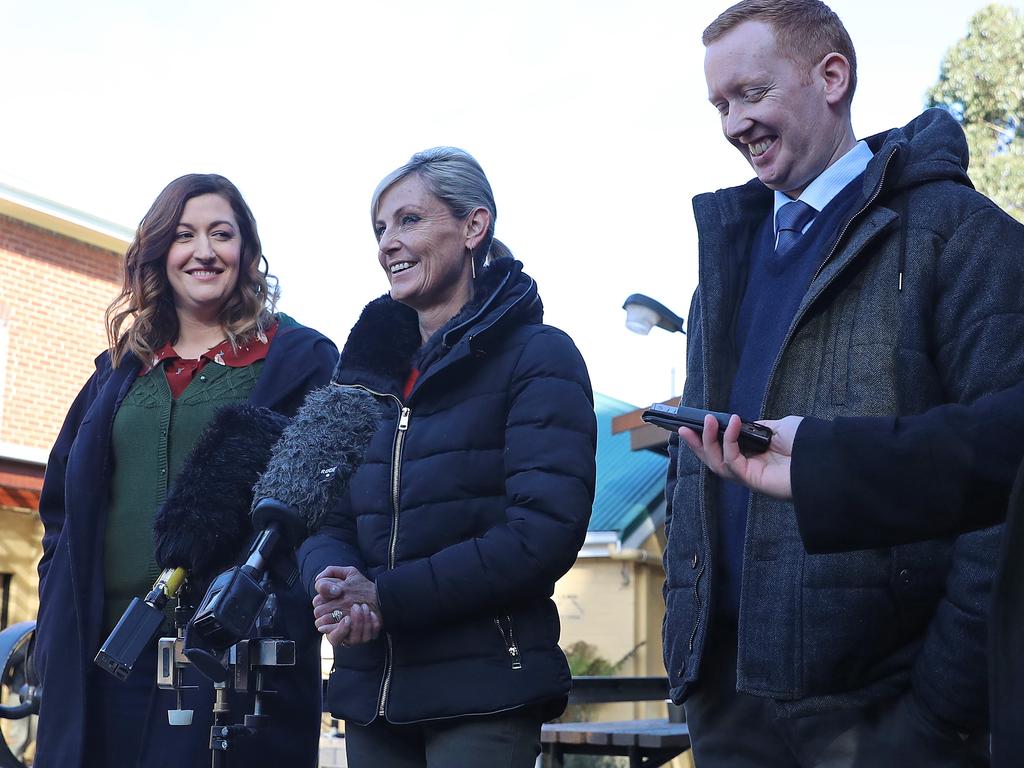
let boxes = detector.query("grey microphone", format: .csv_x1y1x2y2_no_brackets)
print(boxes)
188,385,381,654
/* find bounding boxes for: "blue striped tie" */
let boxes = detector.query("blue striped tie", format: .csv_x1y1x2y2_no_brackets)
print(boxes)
775,200,816,258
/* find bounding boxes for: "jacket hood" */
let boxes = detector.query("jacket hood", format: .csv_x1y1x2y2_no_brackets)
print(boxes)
865,107,972,195
335,257,542,391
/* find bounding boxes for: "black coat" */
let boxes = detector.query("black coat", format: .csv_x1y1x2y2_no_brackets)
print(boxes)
791,385,1024,766
33,319,338,768
667,109,1021,726
299,258,596,725
992,466,1023,768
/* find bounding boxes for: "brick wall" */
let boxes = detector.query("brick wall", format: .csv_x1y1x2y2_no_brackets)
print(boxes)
0,214,123,451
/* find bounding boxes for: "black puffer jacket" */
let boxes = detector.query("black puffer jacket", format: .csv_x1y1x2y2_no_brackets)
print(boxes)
299,257,596,725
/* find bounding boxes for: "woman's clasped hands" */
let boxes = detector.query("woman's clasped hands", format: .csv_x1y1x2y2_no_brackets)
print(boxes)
313,566,383,648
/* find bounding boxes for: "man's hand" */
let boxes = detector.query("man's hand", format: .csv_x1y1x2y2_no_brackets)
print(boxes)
678,413,803,501
313,566,383,648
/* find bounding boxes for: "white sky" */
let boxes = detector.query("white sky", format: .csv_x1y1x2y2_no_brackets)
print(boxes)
1,0,1013,407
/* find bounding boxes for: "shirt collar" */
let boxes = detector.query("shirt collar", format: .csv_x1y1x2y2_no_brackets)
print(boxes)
773,140,873,231
144,320,278,373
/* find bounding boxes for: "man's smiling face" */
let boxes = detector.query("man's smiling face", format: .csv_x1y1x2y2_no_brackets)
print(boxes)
704,20,845,199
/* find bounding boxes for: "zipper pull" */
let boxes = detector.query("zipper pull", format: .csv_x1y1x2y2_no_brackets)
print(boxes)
509,644,522,670
398,407,411,431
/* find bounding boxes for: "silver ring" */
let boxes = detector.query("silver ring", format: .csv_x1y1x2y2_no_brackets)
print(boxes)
331,609,345,622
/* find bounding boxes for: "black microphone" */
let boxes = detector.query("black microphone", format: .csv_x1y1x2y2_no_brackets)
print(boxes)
154,405,291,581
188,385,380,655
94,405,289,681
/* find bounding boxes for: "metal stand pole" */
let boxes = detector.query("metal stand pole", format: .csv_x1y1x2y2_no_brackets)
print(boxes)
209,682,231,768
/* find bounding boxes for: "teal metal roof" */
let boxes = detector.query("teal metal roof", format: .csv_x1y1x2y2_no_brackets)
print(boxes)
590,392,669,539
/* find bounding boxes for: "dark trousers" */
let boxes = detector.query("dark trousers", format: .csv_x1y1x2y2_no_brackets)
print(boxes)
84,645,209,768
345,706,544,768
684,626,989,768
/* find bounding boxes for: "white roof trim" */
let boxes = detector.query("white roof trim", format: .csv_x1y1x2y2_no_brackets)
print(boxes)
622,499,666,550
0,179,132,253
578,530,620,558
0,442,48,466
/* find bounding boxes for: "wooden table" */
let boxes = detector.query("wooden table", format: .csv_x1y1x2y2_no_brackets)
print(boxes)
542,718,690,768
542,677,689,767
567,676,672,705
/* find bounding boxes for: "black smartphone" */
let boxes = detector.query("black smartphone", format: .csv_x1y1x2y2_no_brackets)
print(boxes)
641,403,773,454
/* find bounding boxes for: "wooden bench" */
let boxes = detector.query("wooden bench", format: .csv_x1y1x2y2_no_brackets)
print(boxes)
542,676,689,768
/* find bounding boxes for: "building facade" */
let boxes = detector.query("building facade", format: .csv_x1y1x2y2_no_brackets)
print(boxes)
0,181,131,630
554,392,671,720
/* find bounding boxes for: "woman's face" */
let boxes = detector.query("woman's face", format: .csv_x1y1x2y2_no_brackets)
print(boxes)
165,193,242,324
374,175,473,313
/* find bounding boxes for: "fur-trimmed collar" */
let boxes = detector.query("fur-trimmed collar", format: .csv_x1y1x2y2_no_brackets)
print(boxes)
335,257,541,390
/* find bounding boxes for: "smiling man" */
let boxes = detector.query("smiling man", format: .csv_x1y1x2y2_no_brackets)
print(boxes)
661,0,1024,765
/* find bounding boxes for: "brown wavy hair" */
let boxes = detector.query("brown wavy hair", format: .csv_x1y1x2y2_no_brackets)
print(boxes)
106,174,279,366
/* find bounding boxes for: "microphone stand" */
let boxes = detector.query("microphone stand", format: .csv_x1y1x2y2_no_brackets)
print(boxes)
163,584,295,768
209,596,296,768
161,500,306,767
157,599,197,726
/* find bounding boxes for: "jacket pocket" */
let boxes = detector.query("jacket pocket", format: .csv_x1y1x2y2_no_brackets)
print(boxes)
493,615,523,670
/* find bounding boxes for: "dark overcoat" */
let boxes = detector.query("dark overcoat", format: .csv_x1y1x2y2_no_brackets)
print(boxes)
33,319,337,768
666,108,1024,730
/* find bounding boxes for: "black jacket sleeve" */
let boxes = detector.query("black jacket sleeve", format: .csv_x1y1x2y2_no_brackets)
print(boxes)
791,380,1024,553
298,506,367,598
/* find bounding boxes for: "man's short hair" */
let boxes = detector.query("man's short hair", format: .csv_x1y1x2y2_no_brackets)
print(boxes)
703,0,857,103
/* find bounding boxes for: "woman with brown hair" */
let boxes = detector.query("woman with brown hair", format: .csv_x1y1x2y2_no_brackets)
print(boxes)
32,174,337,768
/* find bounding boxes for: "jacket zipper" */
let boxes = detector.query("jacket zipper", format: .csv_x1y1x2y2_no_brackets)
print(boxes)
807,146,898,287
388,407,411,569
494,615,523,670
344,384,408,720
378,404,410,718
688,556,705,654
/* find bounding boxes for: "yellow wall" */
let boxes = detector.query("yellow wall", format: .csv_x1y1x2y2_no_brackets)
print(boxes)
553,536,693,768
553,538,668,722
0,507,43,627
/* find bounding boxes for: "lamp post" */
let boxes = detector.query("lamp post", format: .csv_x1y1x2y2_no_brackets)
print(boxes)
623,293,685,396
622,293,685,336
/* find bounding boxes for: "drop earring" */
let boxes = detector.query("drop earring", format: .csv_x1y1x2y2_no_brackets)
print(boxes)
469,247,477,280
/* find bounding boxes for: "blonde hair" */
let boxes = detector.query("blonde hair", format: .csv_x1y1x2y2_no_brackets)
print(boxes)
371,146,513,270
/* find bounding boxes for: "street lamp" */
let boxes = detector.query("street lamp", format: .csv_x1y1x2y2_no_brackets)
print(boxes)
622,293,685,335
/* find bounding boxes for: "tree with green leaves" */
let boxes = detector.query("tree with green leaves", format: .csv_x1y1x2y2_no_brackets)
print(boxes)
928,4,1024,221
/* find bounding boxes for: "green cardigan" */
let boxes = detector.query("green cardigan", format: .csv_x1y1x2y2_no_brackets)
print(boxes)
102,359,264,633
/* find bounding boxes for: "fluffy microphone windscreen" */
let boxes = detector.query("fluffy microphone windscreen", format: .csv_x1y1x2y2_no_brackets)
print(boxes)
153,404,290,580
251,385,381,536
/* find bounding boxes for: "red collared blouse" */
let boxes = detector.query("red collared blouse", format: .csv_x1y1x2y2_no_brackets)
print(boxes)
144,321,279,398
